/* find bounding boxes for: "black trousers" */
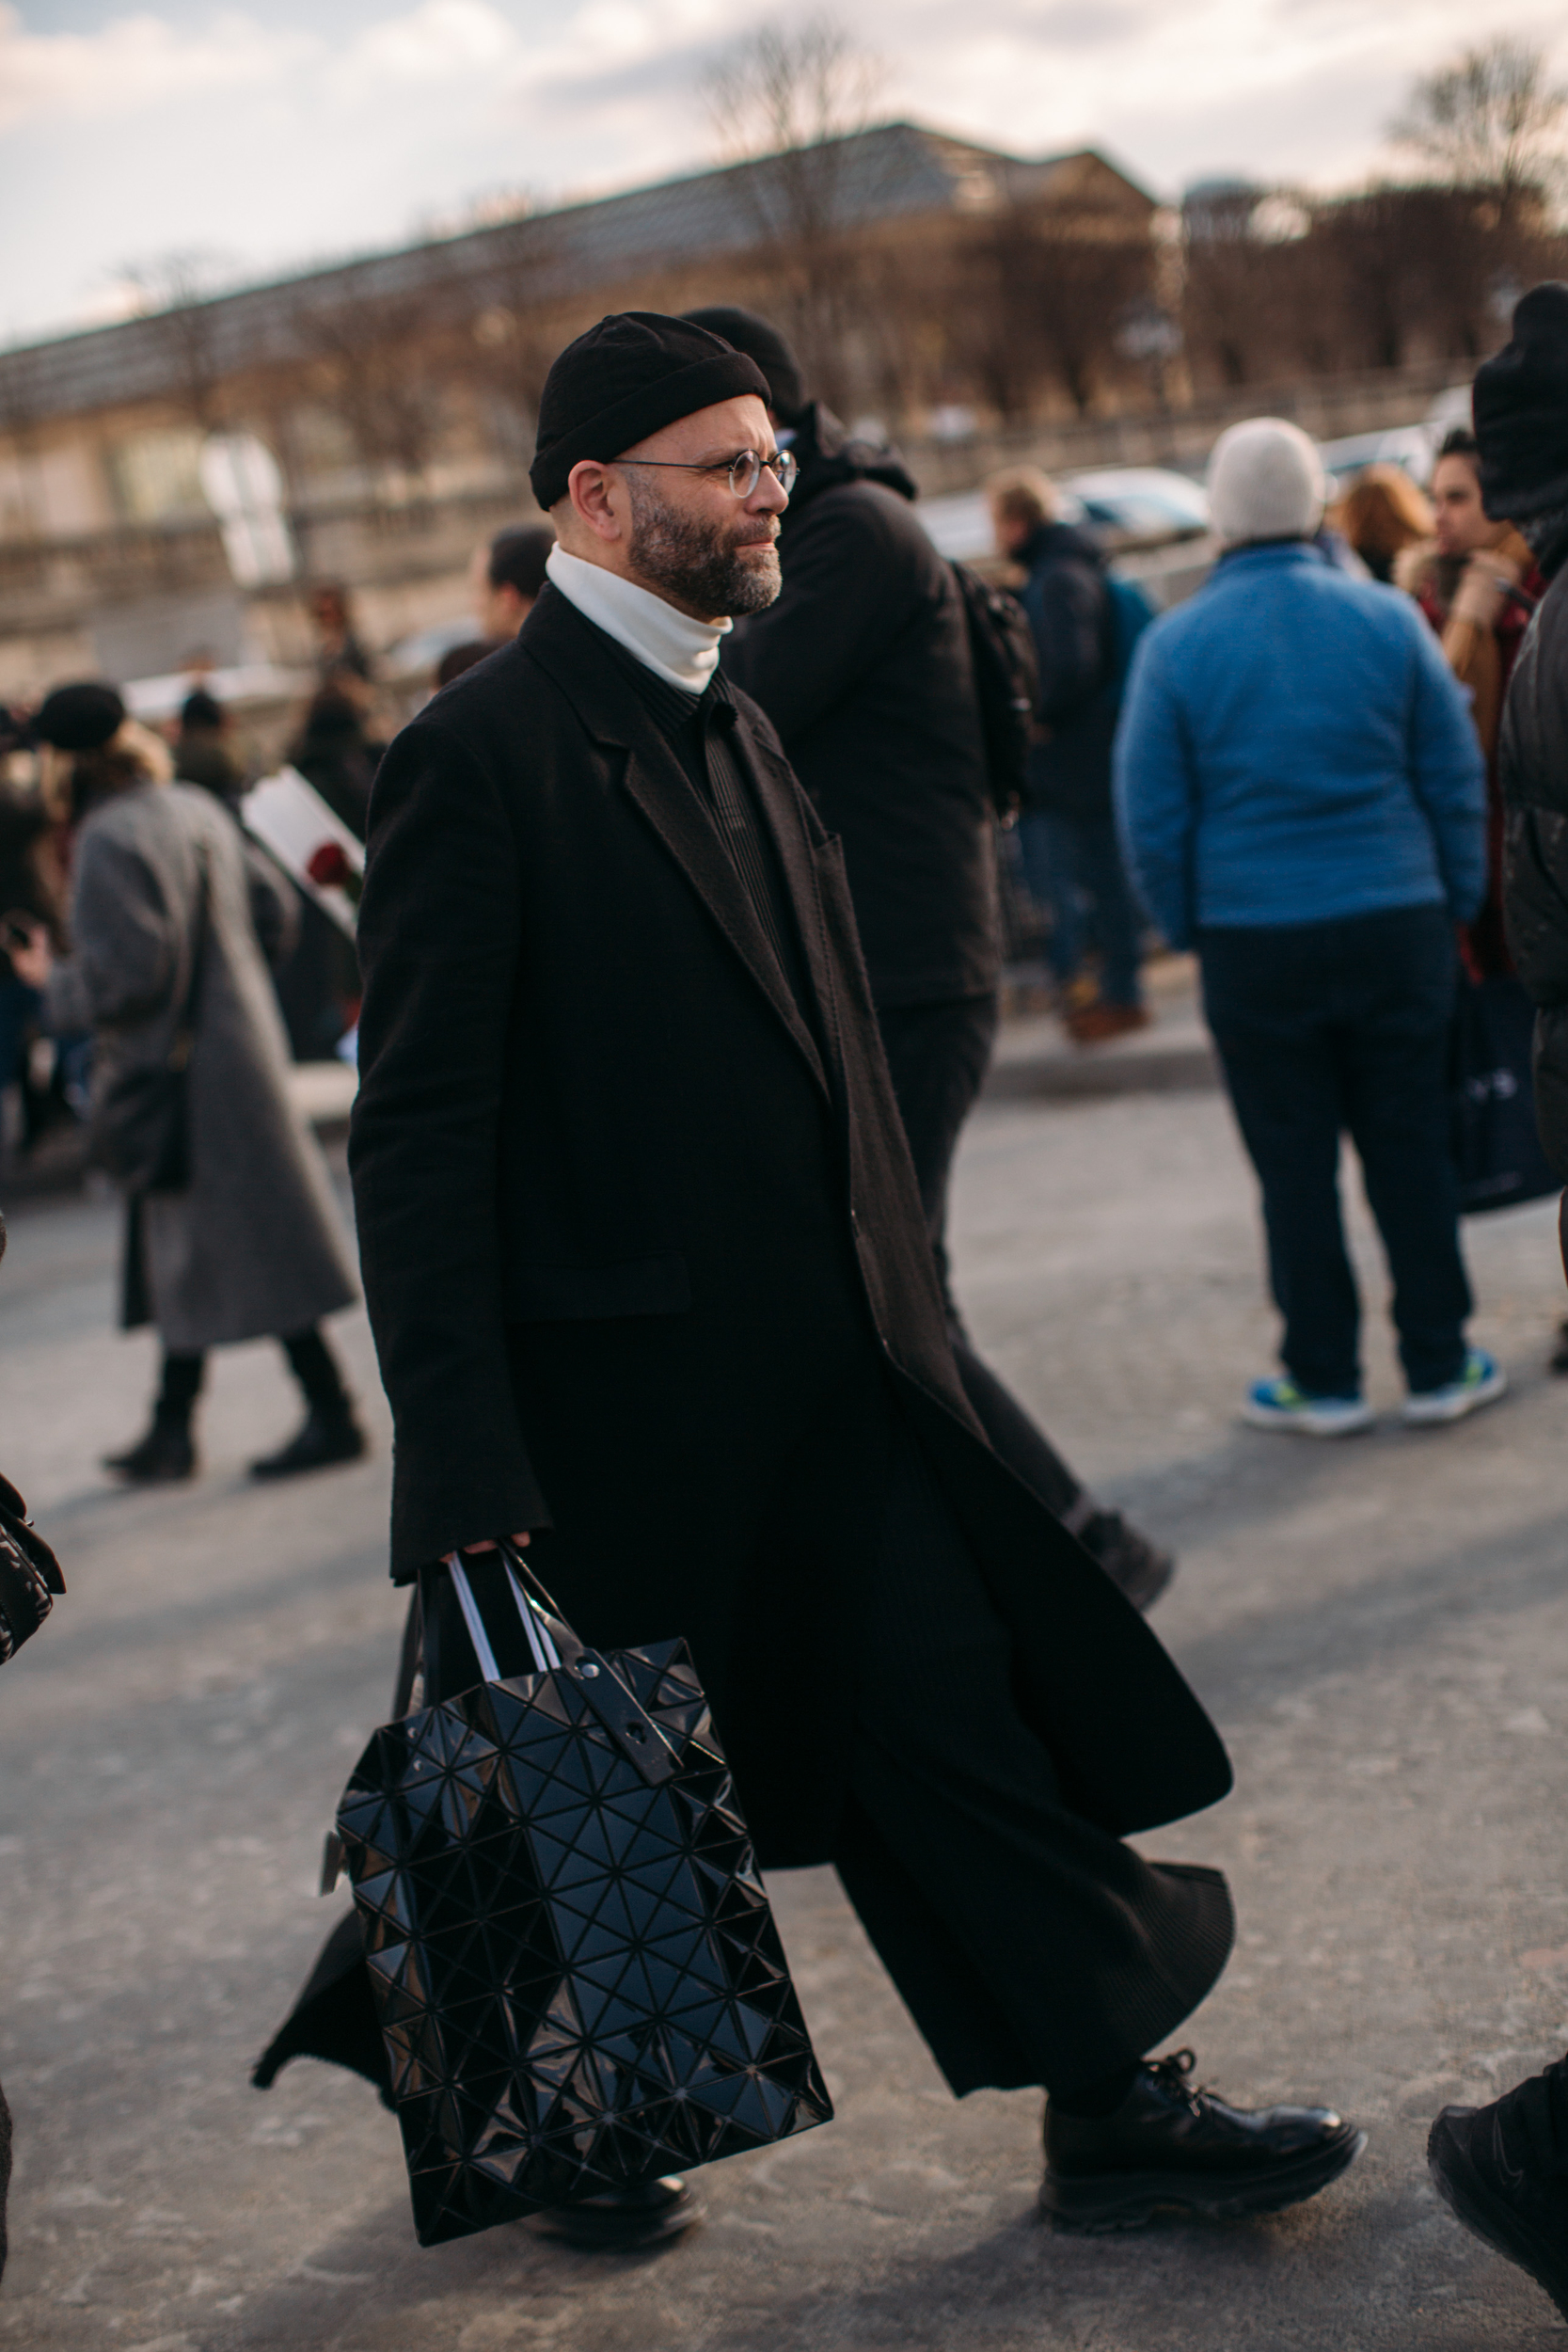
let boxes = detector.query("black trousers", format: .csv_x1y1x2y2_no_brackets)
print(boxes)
876,991,1082,1521
257,1366,1229,2110
1200,905,1472,1397
832,1398,1228,2098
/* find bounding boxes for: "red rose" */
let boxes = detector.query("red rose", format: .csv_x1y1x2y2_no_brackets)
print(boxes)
307,841,352,889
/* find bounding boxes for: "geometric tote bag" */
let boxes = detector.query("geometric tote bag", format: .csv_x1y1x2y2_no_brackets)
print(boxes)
332,1549,832,2247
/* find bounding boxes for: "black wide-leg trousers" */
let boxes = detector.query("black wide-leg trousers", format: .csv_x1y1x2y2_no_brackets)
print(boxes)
830,1399,1228,2099
257,1367,1229,2109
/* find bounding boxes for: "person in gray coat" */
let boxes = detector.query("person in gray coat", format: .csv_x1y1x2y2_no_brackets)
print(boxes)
17,684,364,1482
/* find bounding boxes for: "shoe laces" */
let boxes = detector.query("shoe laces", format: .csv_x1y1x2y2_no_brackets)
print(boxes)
1147,2047,1206,2114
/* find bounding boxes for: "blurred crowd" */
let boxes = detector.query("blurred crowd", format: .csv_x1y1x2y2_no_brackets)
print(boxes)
0,300,1559,1483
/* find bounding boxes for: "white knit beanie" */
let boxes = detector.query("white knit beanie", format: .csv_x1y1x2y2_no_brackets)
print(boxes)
1207,418,1327,548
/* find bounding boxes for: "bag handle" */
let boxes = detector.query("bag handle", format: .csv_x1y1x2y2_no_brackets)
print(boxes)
444,1549,571,1680
443,1549,679,1787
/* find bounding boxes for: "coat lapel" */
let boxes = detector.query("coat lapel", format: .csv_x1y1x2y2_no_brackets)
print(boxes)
523,591,831,1099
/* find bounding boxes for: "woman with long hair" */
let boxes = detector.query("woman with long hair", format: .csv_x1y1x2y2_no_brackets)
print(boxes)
1335,463,1434,584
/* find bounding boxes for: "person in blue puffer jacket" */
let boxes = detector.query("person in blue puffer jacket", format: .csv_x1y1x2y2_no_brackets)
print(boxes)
1116,416,1496,1436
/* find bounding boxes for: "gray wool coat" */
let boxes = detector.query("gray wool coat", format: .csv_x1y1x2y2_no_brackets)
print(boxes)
46,781,357,1353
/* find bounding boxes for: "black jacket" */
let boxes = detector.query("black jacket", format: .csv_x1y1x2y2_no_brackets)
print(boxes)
1018,520,1117,822
725,405,996,1009
349,584,1229,1865
1502,559,1568,1177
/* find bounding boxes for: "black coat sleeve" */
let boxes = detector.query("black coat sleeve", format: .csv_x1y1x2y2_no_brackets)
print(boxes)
1023,557,1110,726
1501,577,1568,1181
350,719,550,1580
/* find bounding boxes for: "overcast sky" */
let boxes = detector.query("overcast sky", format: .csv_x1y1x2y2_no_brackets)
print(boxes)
3,0,1565,346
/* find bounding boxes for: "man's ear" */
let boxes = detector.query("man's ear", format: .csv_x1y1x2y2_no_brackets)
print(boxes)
565,460,625,545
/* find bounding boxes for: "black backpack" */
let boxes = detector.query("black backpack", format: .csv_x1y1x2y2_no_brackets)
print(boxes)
950,561,1040,821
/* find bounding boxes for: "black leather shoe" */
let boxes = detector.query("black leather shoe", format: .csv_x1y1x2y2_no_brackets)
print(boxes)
524,2176,704,2249
249,1409,367,1482
1076,1509,1175,1613
1428,2067,1568,2318
1041,2050,1365,2231
103,1423,196,1484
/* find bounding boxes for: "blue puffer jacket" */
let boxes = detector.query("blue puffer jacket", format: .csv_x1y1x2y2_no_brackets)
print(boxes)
1114,542,1486,948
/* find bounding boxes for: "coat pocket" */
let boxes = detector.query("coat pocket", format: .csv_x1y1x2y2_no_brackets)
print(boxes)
502,1252,691,1322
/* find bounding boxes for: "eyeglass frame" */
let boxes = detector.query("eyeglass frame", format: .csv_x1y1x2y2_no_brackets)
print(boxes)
610,448,797,500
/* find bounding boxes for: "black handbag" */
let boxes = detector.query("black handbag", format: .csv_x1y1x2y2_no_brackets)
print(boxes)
90,848,208,1195
0,1473,63,1664
330,1547,832,2248
1451,973,1560,1215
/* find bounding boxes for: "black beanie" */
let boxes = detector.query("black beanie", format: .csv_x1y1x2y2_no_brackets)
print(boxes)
1474,281,1568,521
681,306,806,422
529,312,769,511
34,681,125,752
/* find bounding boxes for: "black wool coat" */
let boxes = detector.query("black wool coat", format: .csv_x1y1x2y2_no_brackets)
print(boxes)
349,584,1230,1866
1503,559,1568,1180
724,405,997,1010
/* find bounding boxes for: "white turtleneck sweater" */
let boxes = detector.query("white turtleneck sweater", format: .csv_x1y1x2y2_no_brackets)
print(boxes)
546,545,730,695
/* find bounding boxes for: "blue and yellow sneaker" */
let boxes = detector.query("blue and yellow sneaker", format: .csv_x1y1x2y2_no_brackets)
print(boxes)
1402,1348,1508,1427
1243,1376,1373,1438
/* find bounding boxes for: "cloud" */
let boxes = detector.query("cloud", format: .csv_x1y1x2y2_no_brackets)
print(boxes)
3,0,1568,347
342,0,519,83
0,3,313,130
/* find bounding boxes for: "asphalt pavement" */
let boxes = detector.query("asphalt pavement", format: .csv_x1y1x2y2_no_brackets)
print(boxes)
2,997,1568,2350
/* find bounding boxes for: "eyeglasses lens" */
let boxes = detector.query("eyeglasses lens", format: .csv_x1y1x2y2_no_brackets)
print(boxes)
728,451,797,498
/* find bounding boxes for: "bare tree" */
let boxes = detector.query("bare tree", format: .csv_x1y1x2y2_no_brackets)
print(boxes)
705,17,884,167
702,16,888,408
457,210,566,470
117,250,234,428
1389,36,1568,223
285,278,458,507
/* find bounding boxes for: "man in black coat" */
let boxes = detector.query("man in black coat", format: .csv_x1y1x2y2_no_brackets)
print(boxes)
1428,283,1568,2319
688,306,1174,1615
989,467,1150,1045
261,312,1361,2243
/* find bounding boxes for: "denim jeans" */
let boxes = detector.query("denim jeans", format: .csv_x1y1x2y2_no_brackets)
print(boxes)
1199,903,1472,1397
1017,809,1145,1005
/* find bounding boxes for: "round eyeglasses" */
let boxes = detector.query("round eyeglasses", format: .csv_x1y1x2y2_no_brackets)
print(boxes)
614,448,798,500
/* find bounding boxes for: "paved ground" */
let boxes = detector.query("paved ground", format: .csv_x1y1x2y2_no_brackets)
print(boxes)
2,997,1568,2349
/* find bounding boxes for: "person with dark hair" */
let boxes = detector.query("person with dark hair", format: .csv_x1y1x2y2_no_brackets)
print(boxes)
308,583,373,684
988,463,1151,1045
1426,288,1568,2324
173,687,242,803
11,683,366,1484
468,523,555,645
259,310,1364,2248
1401,426,1542,978
688,305,1174,1612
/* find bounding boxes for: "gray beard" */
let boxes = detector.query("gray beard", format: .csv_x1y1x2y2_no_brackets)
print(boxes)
626,476,781,617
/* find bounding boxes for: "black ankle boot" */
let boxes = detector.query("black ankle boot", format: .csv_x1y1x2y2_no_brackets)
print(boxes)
249,1406,367,1482
1429,2060,1568,2318
524,2176,704,2249
103,1420,197,1484
1041,2049,1364,2231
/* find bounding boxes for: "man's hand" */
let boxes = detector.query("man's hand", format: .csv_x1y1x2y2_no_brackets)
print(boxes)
1452,548,1521,633
461,1532,531,1554
7,922,51,991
